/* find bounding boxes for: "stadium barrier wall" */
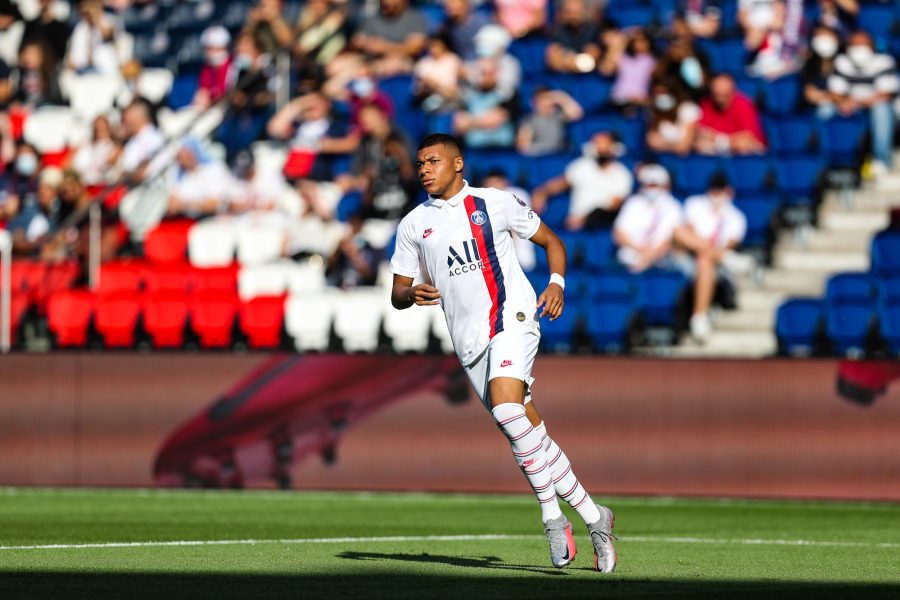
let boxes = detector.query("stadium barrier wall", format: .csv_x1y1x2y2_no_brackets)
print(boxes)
1,354,899,501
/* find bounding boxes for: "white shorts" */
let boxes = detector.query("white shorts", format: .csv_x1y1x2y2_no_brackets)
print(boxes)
464,329,540,411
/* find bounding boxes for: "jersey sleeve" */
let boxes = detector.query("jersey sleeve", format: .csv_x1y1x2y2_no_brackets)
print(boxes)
502,190,542,240
390,216,421,279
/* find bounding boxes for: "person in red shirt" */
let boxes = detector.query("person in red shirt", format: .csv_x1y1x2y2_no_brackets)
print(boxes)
695,73,767,155
193,26,235,110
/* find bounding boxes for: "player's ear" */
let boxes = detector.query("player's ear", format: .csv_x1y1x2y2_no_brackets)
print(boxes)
455,156,464,173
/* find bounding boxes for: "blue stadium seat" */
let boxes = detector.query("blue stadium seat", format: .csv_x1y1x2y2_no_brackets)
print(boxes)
133,31,172,70
825,272,876,306
672,155,723,196
585,300,634,353
775,298,823,355
167,1,215,34
419,3,446,33
879,304,900,354
539,192,571,231
567,114,643,154
859,4,896,45
725,156,772,194
636,270,687,326
606,5,656,28
765,115,817,156
540,305,579,352
217,1,254,32
123,2,169,34
172,32,205,73
773,156,823,207
379,75,414,109
581,229,616,271
509,37,550,76
871,231,900,278
705,38,748,74
878,276,900,306
820,115,868,168
168,73,199,109
547,74,612,114
336,192,364,222
558,230,588,266
526,153,576,188
426,113,454,135
735,76,762,103
826,302,874,356
585,270,635,301
464,148,525,185
734,195,778,247
761,76,801,116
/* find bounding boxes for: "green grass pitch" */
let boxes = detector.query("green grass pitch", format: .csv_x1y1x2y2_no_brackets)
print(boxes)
0,488,898,599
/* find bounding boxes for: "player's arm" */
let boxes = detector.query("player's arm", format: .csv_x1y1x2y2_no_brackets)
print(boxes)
529,222,567,320
391,274,441,310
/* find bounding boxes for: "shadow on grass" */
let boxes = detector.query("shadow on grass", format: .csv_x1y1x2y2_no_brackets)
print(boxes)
338,549,564,575
1,571,899,600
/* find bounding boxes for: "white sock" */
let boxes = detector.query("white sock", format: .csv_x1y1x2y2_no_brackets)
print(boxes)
492,403,563,522
535,421,602,525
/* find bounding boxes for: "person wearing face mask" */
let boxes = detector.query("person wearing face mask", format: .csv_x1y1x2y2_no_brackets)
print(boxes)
531,131,634,231
193,26,234,110
802,25,841,119
646,80,700,155
7,163,61,256
828,30,900,178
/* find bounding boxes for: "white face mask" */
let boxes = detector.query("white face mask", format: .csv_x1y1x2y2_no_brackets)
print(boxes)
654,94,676,111
206,49,229,67
847,45,873,65
811,35,838,58
709,192,732,205
643,187,666,201
16,154,38,177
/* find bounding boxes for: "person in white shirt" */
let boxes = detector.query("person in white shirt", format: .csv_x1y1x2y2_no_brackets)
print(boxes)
119,99,165,183
165,137,233,218
71,114,118,186
531,131,633,230
390,133,617,573
67,0,120,76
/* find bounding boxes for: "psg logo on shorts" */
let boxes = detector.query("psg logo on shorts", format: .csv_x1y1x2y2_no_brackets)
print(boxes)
470,210,487,226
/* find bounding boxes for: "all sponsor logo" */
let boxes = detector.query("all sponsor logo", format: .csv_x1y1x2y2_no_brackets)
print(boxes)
447,239,484,276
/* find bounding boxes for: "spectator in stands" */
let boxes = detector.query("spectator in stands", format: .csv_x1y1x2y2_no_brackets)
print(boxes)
545,0,601,74
493,0,548,38
165,138,233,219
463,24,521,102
828,30,900,177
71,115,118,187
11,41,61,108
802,24,841,119
20,0,69,66
118,98,165,184
346,69,395,128
228,150,293,216
342,102,415,221
676,0,721,39
677,172,750,342
653,35,711,101
613,164,683,273
293,0,348,79
646,80,700,155
0,1,23,68
746,0,806,80
352,0,428,77
193,26,234,110
247,0,295,53
812,0,858,36
695,73,767,155
603,27,657,110
739,0,778,41
326,215,383,288
6,142,41,202
7,165,62,256
483,168,536,270
67,0,120,76
531,131,633,230
443,0,491,61
413,33,462,114
516,86,583,156
454,57,517,149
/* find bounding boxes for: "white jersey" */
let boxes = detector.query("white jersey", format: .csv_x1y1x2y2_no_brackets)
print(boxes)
391,182,542,366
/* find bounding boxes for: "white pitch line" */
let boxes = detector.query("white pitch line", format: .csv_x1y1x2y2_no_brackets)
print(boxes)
0,534,899,552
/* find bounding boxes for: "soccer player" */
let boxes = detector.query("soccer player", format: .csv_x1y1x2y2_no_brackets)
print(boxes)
389,133,617,572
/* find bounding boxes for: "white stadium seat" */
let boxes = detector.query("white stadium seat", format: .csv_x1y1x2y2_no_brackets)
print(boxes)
383,298,433,353
238,263,289,301
285,260,326,295
137,68,174,104
23,107,74,153
65,74,123,121
333,288,384,352
285,290,336,352
188,219,236,268
235,222,286,266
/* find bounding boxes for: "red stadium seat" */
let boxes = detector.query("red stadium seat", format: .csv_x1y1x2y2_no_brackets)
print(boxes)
144,263,194,294
98,260,144,296
47,289,94,347
144,220,194,264
143,292,190,348
193,265,238,294
95,292,142,348
239,296,285,349
34,261,80,315
8,293,30,345
191,291,238,348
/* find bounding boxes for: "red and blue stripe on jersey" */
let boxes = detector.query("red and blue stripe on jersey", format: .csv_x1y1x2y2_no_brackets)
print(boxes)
464,195,506,337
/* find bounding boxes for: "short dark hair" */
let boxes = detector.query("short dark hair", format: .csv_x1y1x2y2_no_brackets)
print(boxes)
418,133,463,156
707,171,731,191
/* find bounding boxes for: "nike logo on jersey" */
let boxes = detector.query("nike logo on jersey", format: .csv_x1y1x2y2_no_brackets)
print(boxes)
423,228,434,239
500,360,513,368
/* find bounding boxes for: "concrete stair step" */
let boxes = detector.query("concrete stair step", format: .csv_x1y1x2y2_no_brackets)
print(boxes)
668,331,776,358
802,230,874,252
733,289,787,311
714,308,775,331
774,250,869,272
755,269,826,296
821,211,890,232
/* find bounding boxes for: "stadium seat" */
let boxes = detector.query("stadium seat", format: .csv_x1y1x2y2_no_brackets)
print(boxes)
773,156,823,205
581,229,616,272
464,148,525,185
871,231,900,279
166,0,215,34
539,193,570,231
132,30,172,69
65,74,122,121
586,270,635,301
47,289,94,348
144,220,193,264
168,73,199,109
761,76,801,116
526,153,577,188
190,292,238,349
123,1,168,33
239,296,286,349
672,155,723,196
825,272,876,306
137,68,175,105
775,298,823,356
379,75,413,109
172,31,205,73
188,219,236,268
284,292,335,352
819,116,868,168
143,292,190,349
879,305,900,354
826,302,874,356
509,36,550,76
333,289,384,352
725,156,772,194
636,270,687,327
547,73,613,114
383,298,432,353
144,263,193,294
878,276,900,306
540,304,579,352
705,38,747,74
235,223,286,266
23,107,74,154
585,300,634,353
764,114,817,156
94,292,142,348
193,265,238,295
34,261,80,315
858,3,896,45
285,261,327,296
606,5,655,28
238,263,289,301
98,260,144,296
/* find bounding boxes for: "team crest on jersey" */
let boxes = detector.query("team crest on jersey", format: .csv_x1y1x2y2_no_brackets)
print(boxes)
470,210,487,226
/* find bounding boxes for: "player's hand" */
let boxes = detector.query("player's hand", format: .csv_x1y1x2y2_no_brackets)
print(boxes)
409,284,441,306
537,284,564,320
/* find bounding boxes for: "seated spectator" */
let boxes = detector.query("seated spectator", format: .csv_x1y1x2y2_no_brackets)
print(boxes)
19,0,69,66
247,0,295,53
118,99,165,184
351,0,428,77
482,169,536,270
677,173,750,342
739,0,778,42
828,30,899,177
812,0,858,37
493,0,548,38
516,86,583,156
676,0,721,39
193,26,234,110
6,142,41,202
463,24,521,102
603,28,656,109
546,0,601,74
326,216,383,288
654,35,711,100
695,73,767,155
454,57,517,149
0,1,23,68
413,34,463,114
67,0,120,76
7,165,62,256
746,0,806,80
165,138,234,219
293,0,348,79
443,0,492,62
228,151,295,217
71,114,119,188
12,41,62,108
531,131,633,230
646,80,700,155
612,164,683,273
802,25,841,119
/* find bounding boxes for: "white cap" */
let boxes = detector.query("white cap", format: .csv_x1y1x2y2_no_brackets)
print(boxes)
201,25,231,48
39,166,64,188
637,164,671,187
474,24,512,57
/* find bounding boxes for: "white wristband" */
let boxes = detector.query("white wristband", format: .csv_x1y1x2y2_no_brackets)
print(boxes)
549,273,565,290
